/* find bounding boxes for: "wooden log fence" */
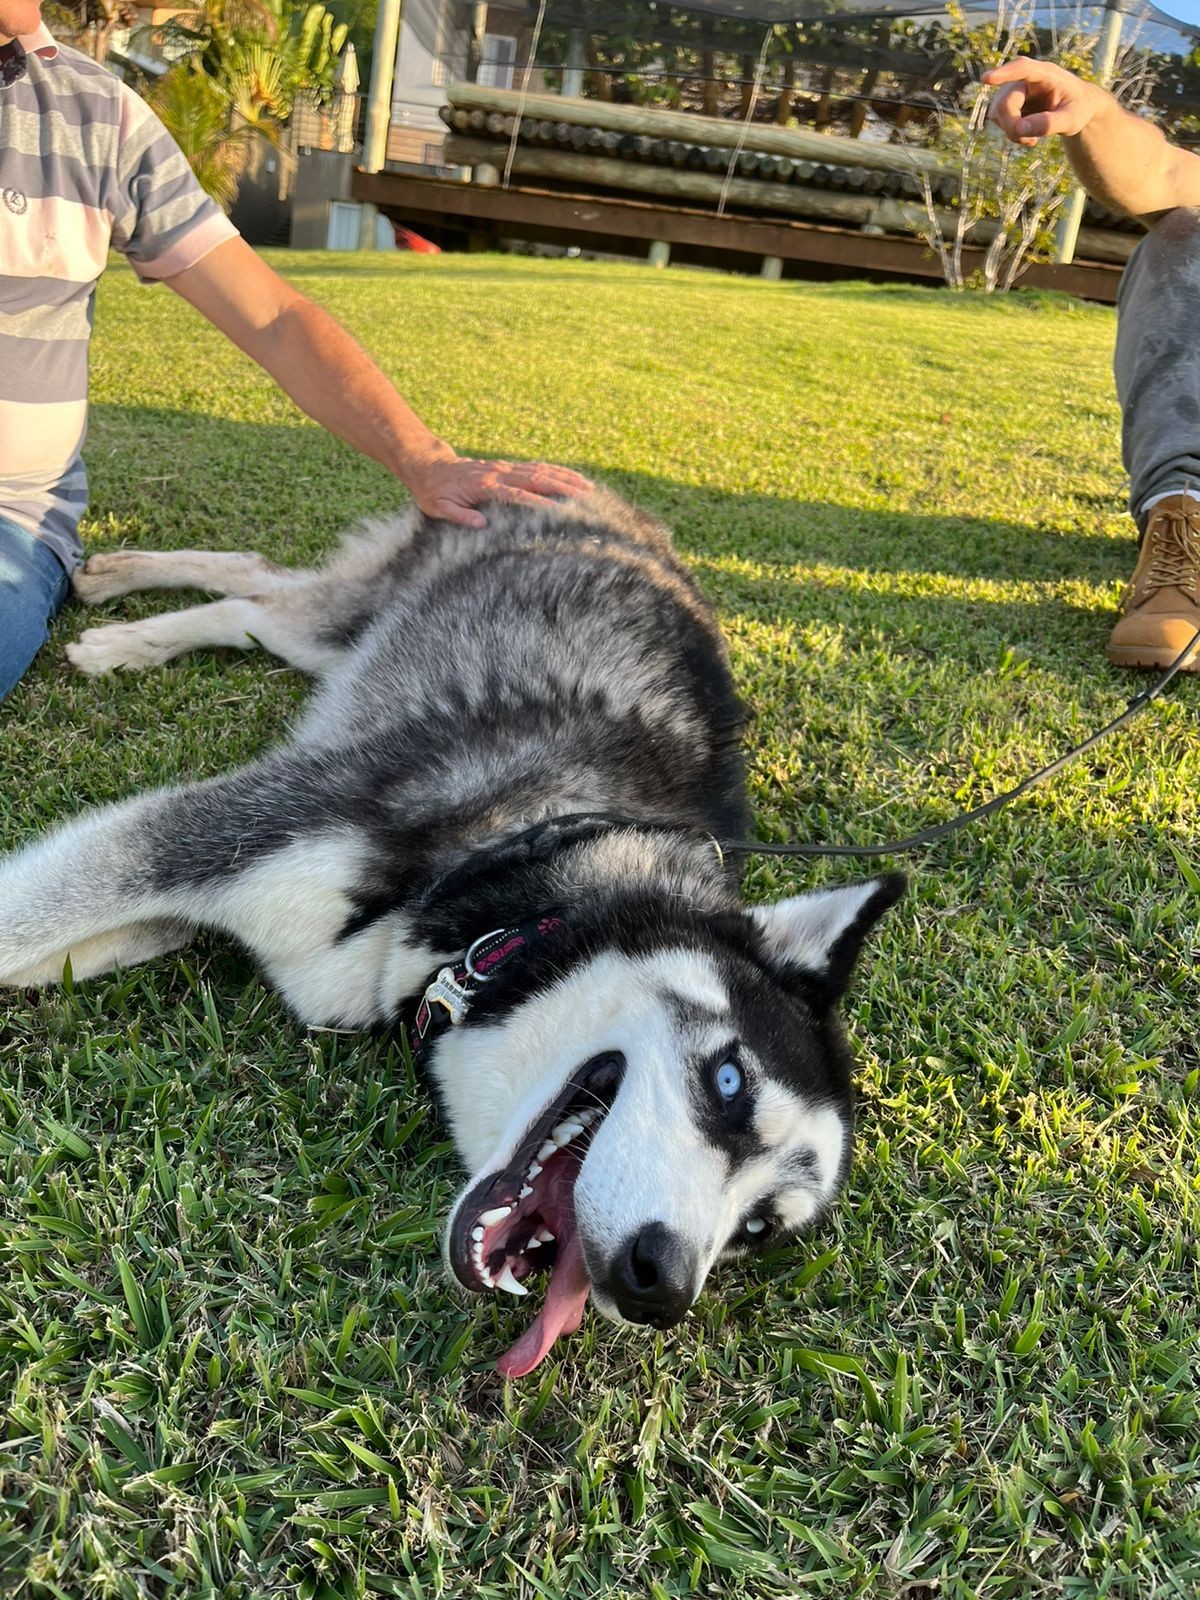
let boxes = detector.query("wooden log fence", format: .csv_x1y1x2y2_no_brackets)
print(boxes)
437,102,970,206
439,97,1141,239
446,80,954,176
440,133,1138,267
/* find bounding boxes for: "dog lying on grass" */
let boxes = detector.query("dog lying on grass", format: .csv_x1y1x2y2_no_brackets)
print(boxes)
0,488,903,1376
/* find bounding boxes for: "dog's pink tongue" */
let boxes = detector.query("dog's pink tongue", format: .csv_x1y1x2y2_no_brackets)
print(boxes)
495,1230,591,1379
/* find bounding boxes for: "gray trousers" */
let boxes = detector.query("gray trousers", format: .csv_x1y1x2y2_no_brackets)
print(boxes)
1116,206,1200,527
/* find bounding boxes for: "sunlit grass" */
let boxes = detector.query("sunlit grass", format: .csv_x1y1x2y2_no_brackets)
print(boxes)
2,252,1197,1599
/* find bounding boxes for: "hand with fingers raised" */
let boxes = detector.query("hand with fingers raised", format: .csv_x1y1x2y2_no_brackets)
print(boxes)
983,57,1106,147
403,445,593,529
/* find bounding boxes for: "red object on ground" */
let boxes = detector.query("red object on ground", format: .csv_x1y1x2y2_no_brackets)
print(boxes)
392,224,441,254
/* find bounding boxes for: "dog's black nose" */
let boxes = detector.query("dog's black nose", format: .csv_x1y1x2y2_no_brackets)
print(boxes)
608,1223,696,1327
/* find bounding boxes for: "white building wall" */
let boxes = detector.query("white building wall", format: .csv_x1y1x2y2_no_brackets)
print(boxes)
389,0,464,164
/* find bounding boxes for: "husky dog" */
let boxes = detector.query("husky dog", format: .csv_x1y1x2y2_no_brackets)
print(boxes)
0,489,903,1376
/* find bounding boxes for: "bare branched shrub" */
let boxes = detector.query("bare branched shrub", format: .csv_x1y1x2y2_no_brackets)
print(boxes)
917,0,1155,292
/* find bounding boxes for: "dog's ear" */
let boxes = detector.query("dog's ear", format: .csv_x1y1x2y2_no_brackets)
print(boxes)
749,873,906,1003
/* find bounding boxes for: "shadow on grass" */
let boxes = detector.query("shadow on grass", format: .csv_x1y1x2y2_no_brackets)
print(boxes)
79,404,1139,687
87,402,1132,566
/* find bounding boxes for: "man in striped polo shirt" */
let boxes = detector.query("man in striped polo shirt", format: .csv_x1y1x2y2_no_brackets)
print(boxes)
0,1,588,700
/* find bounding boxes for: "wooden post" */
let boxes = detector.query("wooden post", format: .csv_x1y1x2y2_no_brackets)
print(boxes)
586,36,612,103
358,0,404,248
562,27,585,98
648,240,670,268
776,57,794,125
850,25,890,140
814,69,835,130
761,255,783,280
702,48,719,118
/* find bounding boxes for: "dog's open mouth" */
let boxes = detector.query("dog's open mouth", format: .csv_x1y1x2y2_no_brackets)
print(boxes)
448,1053,622,1378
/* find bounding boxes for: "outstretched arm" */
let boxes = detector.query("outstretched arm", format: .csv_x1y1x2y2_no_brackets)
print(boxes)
984,58,1200,221
166,237,591,528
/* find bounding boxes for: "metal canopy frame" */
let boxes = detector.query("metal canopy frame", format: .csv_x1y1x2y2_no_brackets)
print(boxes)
448,0,1200,49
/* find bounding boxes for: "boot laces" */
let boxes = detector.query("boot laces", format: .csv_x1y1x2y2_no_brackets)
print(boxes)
1142,511,1200,600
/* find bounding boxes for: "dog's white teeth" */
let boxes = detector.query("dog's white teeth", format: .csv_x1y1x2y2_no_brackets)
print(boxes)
519,1184,534,1199
496,1264,528,1296
479,1205,512,1228
480,1264,496,1287
536,1141,558,1163
536,1227,555,1243
576,1108,597,1125
552,1119,584,1145
745,1217,767,1234
526,1162,542,1180
471,1225,485,1242
526,1236,542,1249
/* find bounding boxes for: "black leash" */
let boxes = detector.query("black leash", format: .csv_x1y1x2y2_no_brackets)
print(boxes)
408,628,1198,901
721,626,1200,860
401,633,1197,1044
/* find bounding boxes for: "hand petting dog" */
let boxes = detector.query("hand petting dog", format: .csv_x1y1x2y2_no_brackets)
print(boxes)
402,447,594,529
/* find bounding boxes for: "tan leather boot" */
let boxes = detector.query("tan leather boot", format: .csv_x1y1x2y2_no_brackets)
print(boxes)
1106,494,1200,670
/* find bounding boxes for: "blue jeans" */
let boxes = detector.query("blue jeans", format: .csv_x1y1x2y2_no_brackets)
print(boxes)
0,517,71,702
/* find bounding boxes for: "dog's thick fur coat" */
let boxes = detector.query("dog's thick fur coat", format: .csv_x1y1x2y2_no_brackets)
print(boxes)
0,489,902,1373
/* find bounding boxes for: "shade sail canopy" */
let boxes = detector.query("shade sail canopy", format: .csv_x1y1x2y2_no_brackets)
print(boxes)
430,0,1199,51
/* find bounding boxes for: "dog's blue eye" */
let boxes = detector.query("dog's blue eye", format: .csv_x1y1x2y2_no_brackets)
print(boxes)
715,1061,743,1100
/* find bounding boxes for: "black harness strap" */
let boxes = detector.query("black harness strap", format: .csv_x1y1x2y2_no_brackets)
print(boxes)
399,626,1197,1050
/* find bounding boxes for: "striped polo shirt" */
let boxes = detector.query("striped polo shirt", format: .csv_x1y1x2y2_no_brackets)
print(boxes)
0,25,237,568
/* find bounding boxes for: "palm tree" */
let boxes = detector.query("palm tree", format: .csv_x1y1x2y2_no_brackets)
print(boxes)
145,62,261,210
145,0,348,211
157,0,348,126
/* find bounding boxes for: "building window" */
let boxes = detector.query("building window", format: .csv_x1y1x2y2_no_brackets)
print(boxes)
478,33,517,90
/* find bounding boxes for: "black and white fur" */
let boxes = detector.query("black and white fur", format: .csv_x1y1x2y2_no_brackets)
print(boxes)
0,489,902,1357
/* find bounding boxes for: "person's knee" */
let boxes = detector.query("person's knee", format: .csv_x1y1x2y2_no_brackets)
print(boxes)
0,527,70,701
1118,205,1200,333
1139,205,1200,271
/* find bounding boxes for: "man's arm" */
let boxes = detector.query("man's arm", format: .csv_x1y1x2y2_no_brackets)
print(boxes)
166,237,590,528
984,57,1200,221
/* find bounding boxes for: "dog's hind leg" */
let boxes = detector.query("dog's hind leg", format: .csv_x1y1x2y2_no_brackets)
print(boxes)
73,549,303,605
0,792,204,986
66,588,346,678
0,763,417,1024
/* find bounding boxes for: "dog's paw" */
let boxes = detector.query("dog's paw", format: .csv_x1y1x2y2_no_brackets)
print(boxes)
72,551,141,605
66,623,169,676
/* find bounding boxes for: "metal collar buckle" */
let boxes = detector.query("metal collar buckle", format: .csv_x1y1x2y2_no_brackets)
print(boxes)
464,927,506,981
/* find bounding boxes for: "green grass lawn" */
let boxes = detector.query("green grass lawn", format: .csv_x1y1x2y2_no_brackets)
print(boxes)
2,252,1198,1600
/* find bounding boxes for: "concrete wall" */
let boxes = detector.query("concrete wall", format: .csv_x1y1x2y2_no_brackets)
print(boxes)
289,151,354,249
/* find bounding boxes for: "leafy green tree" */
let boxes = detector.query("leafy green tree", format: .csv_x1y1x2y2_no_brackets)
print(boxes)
144,0,348,212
